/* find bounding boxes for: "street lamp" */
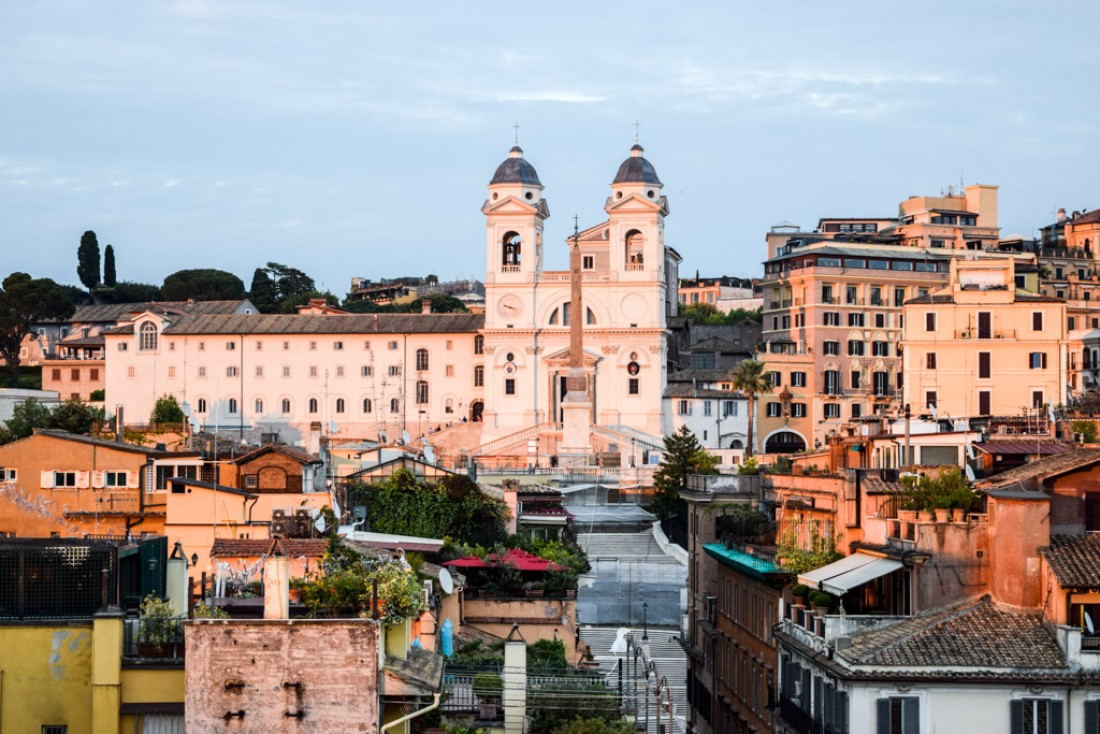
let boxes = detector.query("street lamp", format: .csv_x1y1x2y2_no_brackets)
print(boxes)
642,601,649,641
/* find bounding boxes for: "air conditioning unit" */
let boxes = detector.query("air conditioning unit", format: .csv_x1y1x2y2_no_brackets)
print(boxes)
295,517,313,537
295,509,310,518
273,508,288,520
271,521,288,538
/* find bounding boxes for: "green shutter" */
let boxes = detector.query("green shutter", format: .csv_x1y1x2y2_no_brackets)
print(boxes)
1010,700,1023,734
1050,700,1064,734
902,697,919,733
877,699,891,734
1084,700,1099,734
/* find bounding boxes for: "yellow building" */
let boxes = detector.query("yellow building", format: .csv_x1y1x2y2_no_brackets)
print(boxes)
902,258,1067,419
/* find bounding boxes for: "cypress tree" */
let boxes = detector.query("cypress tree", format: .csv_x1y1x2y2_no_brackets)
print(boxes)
77,230,101,290
103,244,117,287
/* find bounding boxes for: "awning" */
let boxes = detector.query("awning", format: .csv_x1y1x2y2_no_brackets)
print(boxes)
798,553,903,596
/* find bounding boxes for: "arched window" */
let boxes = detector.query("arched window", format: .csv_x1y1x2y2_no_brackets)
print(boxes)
416,380,429,404
254,398,264,414
139,322,158,351
549,307,559,325
390,398,400,414
416,348,429,371
362,398,373,414
625,229,645,266
445,398,454,414
587,307,596,325
550,302,595,326
474,335,484,355
502,231,522,267
474,365,484,387
335,398,346,413
197,398,207,414
228,398,238,414
281,398,291,414
308,398,318,414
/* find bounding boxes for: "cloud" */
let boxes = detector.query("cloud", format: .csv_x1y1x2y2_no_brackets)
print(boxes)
164,179,180,188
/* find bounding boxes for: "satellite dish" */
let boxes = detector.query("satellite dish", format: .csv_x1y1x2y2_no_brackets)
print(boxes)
378,430,389,444
312,508,326,533
1048,405,1057,424
439,568,454,595
966,443,976,460
181,400,192,418
424,445,436,465
401,430,412,445
928,404,938,420
965,465,976,483
1086,611,1096,635
330,420,338,434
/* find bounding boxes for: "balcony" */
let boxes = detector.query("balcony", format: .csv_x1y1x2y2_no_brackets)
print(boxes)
685,473,761,496
955,329,1016,340
123,617,185,665
822,296,837,304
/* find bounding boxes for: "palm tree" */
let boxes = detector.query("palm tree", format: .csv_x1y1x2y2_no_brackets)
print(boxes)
730,358,773,457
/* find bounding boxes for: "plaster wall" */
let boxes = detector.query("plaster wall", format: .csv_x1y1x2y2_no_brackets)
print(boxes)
988,495,1050,608
0,624,94,733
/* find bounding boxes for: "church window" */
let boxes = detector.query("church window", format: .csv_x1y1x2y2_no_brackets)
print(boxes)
139,322,158,351
335,398,346,413
629,378,639,395
308,398,318,414
625,230,645,266
505,379,516,395
502,231,522,268
281,398,291,414
362,398,372,413
583,255,594,270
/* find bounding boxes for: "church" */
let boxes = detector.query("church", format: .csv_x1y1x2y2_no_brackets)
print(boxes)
479,143,680,447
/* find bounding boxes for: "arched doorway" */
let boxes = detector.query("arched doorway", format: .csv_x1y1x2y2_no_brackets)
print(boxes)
764,430,806,454
730,439,744,450
469,400,484,422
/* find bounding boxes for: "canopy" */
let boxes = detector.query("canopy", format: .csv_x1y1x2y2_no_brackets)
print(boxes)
798,553,903,597
444,547,561,572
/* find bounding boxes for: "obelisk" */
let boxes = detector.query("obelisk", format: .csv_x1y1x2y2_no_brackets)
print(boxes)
560,223,593,457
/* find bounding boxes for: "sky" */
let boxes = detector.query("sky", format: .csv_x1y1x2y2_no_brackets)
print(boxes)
1,1,1097,296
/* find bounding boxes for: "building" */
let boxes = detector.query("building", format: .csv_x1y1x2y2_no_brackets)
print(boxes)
902,258,1067,419
665,369,749,452
678,276,761,313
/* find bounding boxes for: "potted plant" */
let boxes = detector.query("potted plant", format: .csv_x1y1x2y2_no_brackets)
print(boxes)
523,580,544,598
193,602,229,619
791,583,809,606
137,594,183,657
289,576,307,604
473,671,503,719
931,494,952,523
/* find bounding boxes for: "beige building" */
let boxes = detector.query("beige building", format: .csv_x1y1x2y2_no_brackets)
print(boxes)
902,258,1067,418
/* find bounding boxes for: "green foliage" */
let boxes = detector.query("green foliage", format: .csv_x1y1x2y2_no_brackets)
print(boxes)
1073,420,1098,443
651,426,717,520
77,230,101,290
791,583,809,598
447,639,505,669
90,389,105,401
279,290,339,314
0,397,101,444
528,680,621,734
300,548,425,623
0,272,75,387
249,267,280,312
342,292,470,314
249,262,318,313
472,671,503,699
527,638,568,670
150,394,185,425
49,398,103,435
192,602,229,619
737,456,761,475
777,520,843,575
556,718,637,734
161,268,246,301
729,359,773,457
103,281,163,302
138,594,182,646
898,467,978,512
103,244,117,287
717,504,773,543
349,470,508,548
679,302,762,325
0,398,52,443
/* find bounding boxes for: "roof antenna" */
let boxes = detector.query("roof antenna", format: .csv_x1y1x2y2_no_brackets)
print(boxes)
513,122,521,146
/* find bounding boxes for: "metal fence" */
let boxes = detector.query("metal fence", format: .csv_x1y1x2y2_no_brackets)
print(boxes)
0,539,117,619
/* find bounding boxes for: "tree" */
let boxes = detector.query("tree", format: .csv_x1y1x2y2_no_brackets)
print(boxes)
279,290,339,314
248,268,280,313
0,273,75,387
267,262,315,304
651,426,718,521
105,281,163,303
49,398,102,435
0,398,53,443
730,358,772,457
150,395,185,425
161,269,246,301
103,244,117,287
77,231,101,290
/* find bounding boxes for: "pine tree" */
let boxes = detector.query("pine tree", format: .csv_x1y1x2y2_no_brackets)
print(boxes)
77,230,101,290
248,268,280,313
651,425,717,521
103,244,117,287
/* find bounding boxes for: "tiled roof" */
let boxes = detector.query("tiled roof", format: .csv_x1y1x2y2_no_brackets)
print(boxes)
665,383,742,399
974,440,1069,456
1041,534,1100,590
143,312,485,336
27,428,198,457
72,300,251,323
862,476,902,494
668,368,731,383
768,242,953,264
976,447,1100,490
686,336,751,354
211,538,329,558
232,444,322,465
837,596,1067,670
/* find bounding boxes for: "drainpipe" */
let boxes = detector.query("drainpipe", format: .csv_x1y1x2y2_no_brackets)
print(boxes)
380,693,441,734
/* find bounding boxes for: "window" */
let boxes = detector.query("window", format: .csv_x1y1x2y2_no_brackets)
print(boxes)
53,471,77,487
851,403,862,418
823,341,840,356
876,696,919,734
282,398,292,414
226,341,236,351
445,365,454,377
388,341,399,350
678,400,691,415
474,365,484,387
791,371,806,387
766,402,782,417
791,402,806,418
1030,352,1047,369
979,390,991,415
1033,391,1044,408
361,365,373,377
255,366,264,377
388,365,401,377
824,403,840,418
722,400,737,416
228,398,238,414
42,726,68,734
335,398,346,413
894,287,906,307
926,352,937,369
0,468,16,482
582,255,594,269
139,322,158,351
198,341,205,351
848,340,864,356
474,335,484,355
256,341,263,351
416,381,429,404
197,398,207,413
335,366,344,377
118,342,128,351
848,313,865,327
282,366,291,377
446,339,453,350
873,341,889,356
308,398,318,413
925,313,936,332
416,348,429,371
1069,317,1077,330
870,287,883,306
874,371,888,396
198,366,206,378
334,341,344,351
1033,312,1043,331
128,366,135,378
106,472,130,488
824,312,841,326
629,378,639,395
254,399,263,413
390,398,400,413
1010,699,1063,734
851,371,861,389
359,398,372,413
846,285,858,304
309,341,317,351
71,368,80,381
824,370,840,395
309,366,318,378
926,391,937,409
283,341,289,350
505,379,516,396
875,313,886,328
226,366,238,377
703,400,713,416
979,352,991,378
767,371,782,387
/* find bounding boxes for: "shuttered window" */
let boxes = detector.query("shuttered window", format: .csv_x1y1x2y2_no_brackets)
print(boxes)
877,696,919,733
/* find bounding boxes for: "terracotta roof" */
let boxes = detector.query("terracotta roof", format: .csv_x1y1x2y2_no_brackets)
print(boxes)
862,476,902,494
1073,209,1100,225
26,428,199,458
211,538,328,558
976,447,1100,490
231,444,322,465
72,300,251,324
686,336,751,354
974,441,1069,456
668,368,731,383
107,312,485,336
836,596,1067,670
665,383,742,399
1041,534,1100,590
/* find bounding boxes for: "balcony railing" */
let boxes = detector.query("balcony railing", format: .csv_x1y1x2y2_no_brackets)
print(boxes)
123,617,185,663
955,329,1016,340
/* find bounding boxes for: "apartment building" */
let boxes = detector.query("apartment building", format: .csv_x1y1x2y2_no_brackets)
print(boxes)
902,258,1067,419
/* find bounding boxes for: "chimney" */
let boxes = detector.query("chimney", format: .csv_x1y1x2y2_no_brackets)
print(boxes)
263,552,290,620
308,421,322,456
1058,208,1067,222
115,405,124,443
421,299,432,315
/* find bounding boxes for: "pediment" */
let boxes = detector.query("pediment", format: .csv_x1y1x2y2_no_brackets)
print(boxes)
543,346,602,365
482,196,549,217
604,193,669,215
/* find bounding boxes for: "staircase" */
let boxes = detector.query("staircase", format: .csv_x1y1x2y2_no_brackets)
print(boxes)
472,422,560,457
605,425,664,451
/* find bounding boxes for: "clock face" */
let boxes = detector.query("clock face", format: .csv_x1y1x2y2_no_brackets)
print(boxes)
497,295,522,318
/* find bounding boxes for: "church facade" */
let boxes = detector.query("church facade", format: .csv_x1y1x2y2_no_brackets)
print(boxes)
479,144,680,444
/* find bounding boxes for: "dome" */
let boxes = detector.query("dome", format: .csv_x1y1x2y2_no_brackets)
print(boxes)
490,145,542,186
612,144,662,185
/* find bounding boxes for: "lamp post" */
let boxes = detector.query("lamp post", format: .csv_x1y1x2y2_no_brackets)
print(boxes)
642,601,649,642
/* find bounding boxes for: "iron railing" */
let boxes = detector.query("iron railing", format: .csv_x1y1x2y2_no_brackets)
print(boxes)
0,539,117,619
